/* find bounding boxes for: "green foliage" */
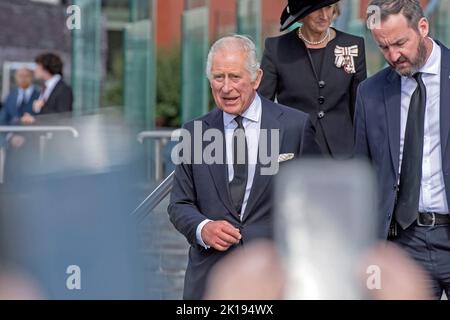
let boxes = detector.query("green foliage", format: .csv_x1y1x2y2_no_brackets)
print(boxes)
103,45,182,127
156,47,181,127
103,51,124,107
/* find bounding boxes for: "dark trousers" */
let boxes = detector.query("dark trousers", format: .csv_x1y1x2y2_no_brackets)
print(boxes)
392,222,450,299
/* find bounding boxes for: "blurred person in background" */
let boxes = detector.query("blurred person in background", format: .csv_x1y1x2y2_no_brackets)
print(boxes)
354,0,450,299
259,0,367,158
32,52,73,118
0,68,39,125
0,68,40,149
204,240,433,300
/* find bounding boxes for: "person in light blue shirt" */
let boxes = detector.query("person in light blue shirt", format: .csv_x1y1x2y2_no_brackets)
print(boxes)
0,68,40,148
0,68,40,125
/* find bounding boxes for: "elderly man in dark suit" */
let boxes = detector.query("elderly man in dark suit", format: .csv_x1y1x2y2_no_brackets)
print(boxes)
168,35,315,300
0,67,40,148
354,0,450,299
0,67,40,125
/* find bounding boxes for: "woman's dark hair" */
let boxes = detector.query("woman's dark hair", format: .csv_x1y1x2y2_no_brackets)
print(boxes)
35,53,64,76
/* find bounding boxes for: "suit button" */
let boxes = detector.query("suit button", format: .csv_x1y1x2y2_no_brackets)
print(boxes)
317,111,325,119
318,96,325,104
318,80,326,88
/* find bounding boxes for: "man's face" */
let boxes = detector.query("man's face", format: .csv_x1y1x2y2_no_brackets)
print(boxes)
34,63,49,81
209,49,262,115
15,69,33,89
372,13,430,77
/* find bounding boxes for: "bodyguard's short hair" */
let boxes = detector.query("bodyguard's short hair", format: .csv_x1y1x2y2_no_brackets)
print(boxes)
35,53,64,76
368,0,425,31
206,35,260,81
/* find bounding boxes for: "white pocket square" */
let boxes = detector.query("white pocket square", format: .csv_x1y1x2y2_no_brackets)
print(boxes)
278,153,294,163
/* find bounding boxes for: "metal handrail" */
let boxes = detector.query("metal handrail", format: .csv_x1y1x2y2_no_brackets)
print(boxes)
137,129,181,144
137,129,181,181
0,125,80,183
0,126,79,137
131,170,175,222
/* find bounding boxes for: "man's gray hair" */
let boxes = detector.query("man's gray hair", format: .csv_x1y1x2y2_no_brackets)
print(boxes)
206,35,260,81
368,0,425,31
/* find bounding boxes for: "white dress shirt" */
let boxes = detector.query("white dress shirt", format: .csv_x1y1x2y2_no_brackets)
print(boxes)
196,94,262,248
16,86,35,107
39,74,61,102
34,74,61,114
399,39,449,214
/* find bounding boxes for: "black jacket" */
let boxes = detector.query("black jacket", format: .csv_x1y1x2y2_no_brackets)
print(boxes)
41,79,73,114
259,27,367,157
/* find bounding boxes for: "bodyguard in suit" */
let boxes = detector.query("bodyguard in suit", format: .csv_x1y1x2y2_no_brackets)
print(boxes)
354,0,450,299
259,0,366,158
33,53,73,115
168,35,314,299
0,68,40,125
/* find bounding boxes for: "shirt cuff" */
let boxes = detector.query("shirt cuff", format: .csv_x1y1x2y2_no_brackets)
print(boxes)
196,219,212,249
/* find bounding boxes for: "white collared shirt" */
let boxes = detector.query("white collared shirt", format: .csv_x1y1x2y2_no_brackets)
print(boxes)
399,39,449,214
196,94,262,248
16,86,35,107
39,74,61,102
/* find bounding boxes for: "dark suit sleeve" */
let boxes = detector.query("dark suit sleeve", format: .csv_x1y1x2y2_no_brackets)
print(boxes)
300,115,322,156
353,83,371,160
57,85,73,113
350,37,367,122
168,126,209,247
259,38,278,101
0,95,13,125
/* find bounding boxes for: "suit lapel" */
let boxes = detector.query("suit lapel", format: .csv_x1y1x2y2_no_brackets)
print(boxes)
384,70,402,180
439,44,450,162
242,99,283,222
204,109,239,218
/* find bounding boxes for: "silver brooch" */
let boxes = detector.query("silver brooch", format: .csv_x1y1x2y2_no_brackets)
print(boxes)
334,45,358,74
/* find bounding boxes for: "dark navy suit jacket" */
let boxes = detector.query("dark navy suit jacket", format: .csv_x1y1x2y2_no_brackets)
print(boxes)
354,41,450,239
0,87,40,125
168,96,315,299
40,79,73,115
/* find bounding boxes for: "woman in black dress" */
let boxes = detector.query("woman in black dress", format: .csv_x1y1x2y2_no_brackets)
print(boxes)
259,0,367,158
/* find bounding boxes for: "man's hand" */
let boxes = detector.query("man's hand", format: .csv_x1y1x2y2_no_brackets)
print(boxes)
20,113,36,125
201,220,242,251
10,134,26,149
32,100,45,113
